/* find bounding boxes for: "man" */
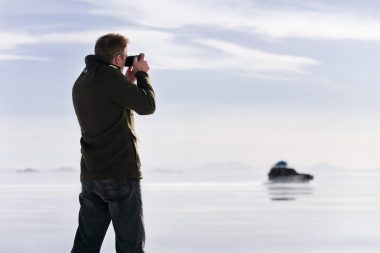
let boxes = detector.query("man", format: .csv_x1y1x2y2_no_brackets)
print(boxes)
71,33,155,253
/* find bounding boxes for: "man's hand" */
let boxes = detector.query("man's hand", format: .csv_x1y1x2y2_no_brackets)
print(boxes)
125,66,136,83
133,53,150,73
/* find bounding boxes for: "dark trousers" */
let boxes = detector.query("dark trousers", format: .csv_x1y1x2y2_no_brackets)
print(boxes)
71,178,145,253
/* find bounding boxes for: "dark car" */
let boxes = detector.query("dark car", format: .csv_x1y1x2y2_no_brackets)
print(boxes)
268,161,313,182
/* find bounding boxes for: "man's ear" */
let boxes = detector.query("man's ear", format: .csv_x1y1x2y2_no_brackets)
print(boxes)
111,56,117,65
116,55,124,65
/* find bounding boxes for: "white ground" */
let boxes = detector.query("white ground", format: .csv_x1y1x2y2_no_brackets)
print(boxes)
0,170,379,252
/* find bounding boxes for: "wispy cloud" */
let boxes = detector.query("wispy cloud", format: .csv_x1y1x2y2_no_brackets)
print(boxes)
1,0,378,73
194,39,319,75
0,29,318,76
81,0,380,41
248,10,380,40
0,33,35,50
0,31,91,62
0,54,47,61
9,0,375,76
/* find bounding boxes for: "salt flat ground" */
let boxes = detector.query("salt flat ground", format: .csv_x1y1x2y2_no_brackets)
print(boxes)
0,170,379,253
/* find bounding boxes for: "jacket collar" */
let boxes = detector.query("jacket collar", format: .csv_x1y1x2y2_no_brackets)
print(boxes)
84,55,121,70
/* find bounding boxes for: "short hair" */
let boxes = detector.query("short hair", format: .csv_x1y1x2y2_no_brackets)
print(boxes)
95,33,129,63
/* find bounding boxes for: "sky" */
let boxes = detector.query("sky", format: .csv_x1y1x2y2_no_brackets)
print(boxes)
1,0,380,171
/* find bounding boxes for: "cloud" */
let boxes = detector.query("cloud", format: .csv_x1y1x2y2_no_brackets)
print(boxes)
81,0,380,41
0,33,35,51
194,39,319,75
0,29,318,76
247,10,380,40
3,0,344,76
1,0,378,76
0,0,88,15
0,30,122,62
0,31,92,62
0,54,47,61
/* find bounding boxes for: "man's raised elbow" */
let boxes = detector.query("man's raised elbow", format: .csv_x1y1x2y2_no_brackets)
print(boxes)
137,101,156,115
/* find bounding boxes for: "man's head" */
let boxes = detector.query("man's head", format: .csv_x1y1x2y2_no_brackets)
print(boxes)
95,33,129,70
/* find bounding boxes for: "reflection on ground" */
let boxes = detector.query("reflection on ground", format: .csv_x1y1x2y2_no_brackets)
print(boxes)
265,182,314,201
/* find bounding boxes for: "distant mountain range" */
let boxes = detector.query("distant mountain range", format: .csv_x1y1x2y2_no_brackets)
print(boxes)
7,162,380,178
16,168,39,173
15,166,77,173
53,166,77,172
146,161,266,182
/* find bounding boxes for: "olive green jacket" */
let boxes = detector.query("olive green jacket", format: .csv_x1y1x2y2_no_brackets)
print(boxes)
72,55,155,181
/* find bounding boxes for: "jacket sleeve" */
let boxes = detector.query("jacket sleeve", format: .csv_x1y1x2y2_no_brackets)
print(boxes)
110,70,156,115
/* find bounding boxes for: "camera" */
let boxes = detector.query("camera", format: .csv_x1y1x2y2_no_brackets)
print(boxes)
125,54,142,67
